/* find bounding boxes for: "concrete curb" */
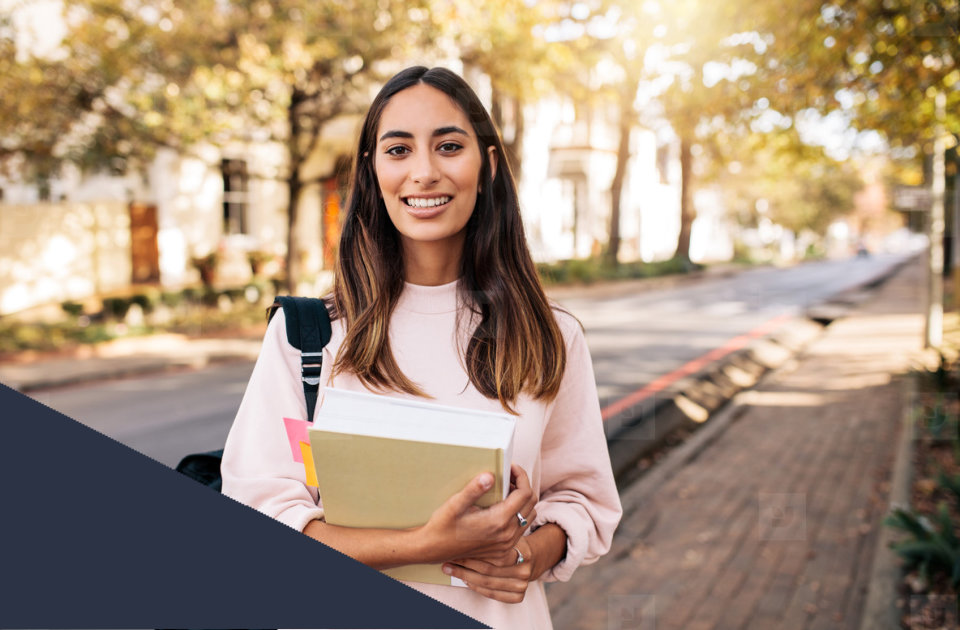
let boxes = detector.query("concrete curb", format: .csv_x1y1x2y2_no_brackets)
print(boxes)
857,374,915,630
607,317,823,486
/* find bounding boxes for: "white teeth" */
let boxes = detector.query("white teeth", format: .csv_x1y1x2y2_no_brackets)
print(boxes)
405,196,450,208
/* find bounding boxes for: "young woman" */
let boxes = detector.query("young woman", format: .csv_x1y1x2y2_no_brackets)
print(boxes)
221,66,622,629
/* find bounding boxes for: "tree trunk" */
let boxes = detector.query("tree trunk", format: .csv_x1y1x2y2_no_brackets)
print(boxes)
285,173,302,293
675,135,695,263
506,96,524,183
285,90,305,294
607,91,632,267
491,89,524,182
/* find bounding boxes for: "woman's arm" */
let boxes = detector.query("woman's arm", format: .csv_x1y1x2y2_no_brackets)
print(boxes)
443,315,623,600
528,315,622,582
303,468,538,570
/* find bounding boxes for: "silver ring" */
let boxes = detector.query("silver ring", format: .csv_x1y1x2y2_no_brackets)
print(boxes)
517,512,528,527
514,546,525,565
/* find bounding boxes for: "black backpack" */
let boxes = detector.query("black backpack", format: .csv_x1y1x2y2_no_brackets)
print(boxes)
174,296,333,491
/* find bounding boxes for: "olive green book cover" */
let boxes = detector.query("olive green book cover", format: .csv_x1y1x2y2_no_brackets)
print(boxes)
308,388,516,586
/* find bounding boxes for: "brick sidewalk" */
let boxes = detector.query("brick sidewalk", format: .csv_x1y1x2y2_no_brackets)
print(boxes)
547,257,928,630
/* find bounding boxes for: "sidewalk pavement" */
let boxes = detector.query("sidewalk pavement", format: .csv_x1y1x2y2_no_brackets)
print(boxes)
0,333,264,392
546,256,930,629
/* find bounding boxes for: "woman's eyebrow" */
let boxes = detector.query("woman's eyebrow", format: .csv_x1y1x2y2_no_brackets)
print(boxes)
433,125,468,137
378,126,469,142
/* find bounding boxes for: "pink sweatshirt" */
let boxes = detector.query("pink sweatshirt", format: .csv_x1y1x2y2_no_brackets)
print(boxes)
221,279,622,629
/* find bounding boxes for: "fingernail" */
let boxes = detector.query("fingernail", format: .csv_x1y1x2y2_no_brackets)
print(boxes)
480,473,494,489
442,564,453,575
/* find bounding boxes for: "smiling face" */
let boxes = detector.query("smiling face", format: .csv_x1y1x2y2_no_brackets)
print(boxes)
373,83,495,273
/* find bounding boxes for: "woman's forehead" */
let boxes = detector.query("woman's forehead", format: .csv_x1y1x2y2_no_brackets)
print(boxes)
376,84,475,139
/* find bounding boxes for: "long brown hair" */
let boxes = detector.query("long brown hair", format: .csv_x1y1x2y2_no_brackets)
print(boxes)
331,66,566,413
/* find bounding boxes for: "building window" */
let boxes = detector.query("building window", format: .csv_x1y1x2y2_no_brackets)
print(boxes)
221,158,249,234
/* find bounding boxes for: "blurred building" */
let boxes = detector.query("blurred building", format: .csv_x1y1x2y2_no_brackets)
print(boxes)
0,119,357,315
518,95,732,264
1,72,736,316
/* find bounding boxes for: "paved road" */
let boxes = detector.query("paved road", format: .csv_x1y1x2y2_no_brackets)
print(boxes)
557,253,907,427
30,361,254,467
29,253,910,467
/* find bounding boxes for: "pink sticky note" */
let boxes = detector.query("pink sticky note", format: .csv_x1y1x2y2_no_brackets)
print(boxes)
282,416,311,463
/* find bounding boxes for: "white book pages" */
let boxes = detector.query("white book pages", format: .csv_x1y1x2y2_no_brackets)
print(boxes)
316,387,516,497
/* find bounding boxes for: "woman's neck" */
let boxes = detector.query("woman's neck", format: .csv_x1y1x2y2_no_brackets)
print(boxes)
401,235,464,286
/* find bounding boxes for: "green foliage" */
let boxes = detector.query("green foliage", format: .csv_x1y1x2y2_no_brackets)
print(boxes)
0,284,269,355
130,290,160,314
101,297,132,319
741,0,959,147
937,469,960,505
160,291,184,308
710,129,864,237
536,256,696,286
60,301,84,317
885,503,960,586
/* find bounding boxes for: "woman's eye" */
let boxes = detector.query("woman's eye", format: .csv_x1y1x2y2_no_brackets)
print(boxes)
385,145,409,156
438,142,463,153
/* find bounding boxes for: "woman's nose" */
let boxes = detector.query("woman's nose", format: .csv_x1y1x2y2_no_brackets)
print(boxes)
410,152,440,185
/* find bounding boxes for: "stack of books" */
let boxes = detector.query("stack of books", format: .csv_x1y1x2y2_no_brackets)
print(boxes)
307,387,517,585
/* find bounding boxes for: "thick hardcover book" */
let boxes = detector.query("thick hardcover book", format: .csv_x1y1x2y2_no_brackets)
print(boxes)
309,387,516,586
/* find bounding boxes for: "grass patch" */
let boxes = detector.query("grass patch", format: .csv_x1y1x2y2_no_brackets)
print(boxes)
536,256,699,286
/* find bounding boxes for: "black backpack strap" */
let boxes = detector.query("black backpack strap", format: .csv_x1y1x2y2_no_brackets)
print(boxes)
269,296,333,422
175,449,225,491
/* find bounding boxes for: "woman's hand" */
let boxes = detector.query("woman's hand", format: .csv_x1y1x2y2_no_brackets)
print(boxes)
442,535,535,603
442,523,568,603
302,465,545,576
416,464,538,564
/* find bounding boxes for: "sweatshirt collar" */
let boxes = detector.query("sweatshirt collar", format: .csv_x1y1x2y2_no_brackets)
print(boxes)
396,278,460,314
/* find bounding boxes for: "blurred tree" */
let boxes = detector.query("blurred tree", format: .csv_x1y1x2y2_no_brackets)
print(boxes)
565,0,764,266
746,0,958,148
650,0,764,264
437,0,595,185
0,0,431,291
708,129,862,240
594,3,653,268
440,0,544,182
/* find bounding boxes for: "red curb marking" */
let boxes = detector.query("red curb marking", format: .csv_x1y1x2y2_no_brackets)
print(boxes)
601,313,793,422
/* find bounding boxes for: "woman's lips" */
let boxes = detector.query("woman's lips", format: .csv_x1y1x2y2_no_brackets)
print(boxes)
403,196,452,219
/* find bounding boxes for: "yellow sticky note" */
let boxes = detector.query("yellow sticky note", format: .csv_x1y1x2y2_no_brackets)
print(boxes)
299,441,318,487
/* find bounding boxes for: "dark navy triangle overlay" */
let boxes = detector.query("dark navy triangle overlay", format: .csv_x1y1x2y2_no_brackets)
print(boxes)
0,384,488,629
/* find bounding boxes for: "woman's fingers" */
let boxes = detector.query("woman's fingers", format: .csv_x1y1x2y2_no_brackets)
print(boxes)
442,559,533,603
436,472,495,522
423,467,539,563
494,466,538,533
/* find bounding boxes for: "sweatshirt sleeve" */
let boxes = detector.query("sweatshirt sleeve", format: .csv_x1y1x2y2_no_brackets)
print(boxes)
220,309,325,533
531,313,623,582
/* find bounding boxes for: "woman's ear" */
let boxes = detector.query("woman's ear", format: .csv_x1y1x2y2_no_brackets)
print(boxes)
487,145,498,182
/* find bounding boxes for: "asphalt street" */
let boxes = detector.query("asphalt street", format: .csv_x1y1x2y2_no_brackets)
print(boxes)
28,253,909,467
